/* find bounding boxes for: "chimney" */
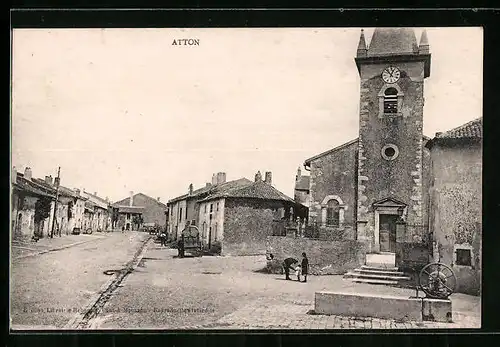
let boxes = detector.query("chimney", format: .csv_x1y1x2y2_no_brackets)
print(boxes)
129,191,134,207
75,188,80,196
157,197,161,202
264,171,272,184
12,166,17,184
94,191,97,196
217,172,226,185
254,171,262,182
45,175,53,185
54,177,60,187
296,166,301,181
189,183,194,195
211,173,217,186
206,182,212,188
24,167,32,181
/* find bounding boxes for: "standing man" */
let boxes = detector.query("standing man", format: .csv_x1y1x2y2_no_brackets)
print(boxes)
301,252,309,283
282,257,298,281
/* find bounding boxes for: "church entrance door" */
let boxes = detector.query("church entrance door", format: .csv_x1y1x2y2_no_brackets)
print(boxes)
379,214,398,253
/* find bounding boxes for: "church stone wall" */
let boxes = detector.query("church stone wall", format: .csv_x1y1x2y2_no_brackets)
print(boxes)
308,140,358,239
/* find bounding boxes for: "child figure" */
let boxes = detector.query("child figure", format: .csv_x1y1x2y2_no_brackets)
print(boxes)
295,264,302,281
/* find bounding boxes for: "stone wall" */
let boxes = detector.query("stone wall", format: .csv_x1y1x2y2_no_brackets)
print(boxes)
429,141,482,295
357,60,427,250
266,236,367,275
222,198,285,256
308,140,358,238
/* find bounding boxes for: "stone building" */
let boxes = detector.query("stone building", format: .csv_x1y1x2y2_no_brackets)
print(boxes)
294,167,311,210
426,118,482,295
11,167,56,240
303,28,432,267
197,171,301,256
81,190,111,232
166,172,246,240
112,192,167,231
299,28,482,293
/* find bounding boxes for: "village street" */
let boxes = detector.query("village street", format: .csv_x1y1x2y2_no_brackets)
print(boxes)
10,230,150,329
89,241,481,330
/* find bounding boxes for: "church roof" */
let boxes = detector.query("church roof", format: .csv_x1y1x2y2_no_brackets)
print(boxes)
304,138,359,166
367,28,419,57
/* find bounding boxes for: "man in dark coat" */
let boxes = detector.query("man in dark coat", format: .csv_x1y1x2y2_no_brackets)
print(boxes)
301,252,309,283
178,235,185,258
282,257,298,280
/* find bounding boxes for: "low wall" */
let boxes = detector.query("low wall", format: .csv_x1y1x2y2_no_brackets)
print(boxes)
266,236,367,275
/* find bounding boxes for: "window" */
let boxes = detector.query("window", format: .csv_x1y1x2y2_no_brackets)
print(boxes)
383,87,398,114
179,208,183,222
126,213,130,219
210,204,213,213
216,202,219,211
326,200,340,227
456,248,472,266
185,208,188,220
381,144,399,161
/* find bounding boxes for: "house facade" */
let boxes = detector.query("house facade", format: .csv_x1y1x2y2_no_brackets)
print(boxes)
197,171,302,256
426,118,482,295
112,192,167,231
166,172,251,240
11,167,56,240
81,190,111,232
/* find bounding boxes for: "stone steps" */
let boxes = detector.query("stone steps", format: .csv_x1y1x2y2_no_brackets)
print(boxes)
344,262,412,286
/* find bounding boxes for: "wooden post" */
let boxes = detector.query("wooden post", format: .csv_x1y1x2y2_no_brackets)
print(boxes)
50,167,60,238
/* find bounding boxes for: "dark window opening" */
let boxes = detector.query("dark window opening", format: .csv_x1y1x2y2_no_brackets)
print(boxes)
384,87,398,114
326,200,340,227
179,208,182,222
210,204,213,213
384,147,396,158
456,248,472,266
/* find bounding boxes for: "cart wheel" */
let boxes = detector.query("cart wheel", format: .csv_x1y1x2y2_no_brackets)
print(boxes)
418,262,457,299
86,228,93,235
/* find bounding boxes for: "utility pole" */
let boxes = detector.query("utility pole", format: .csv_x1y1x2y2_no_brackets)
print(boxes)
50,166,61,238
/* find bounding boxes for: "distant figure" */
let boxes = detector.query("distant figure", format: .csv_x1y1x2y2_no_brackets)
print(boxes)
178,236,185,258
301,252,309,283
282,257,298,280
122,226,125,233
160,231,167,247
294,264,302,281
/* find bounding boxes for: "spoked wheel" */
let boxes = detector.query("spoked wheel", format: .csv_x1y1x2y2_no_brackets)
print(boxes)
418,262,457,299
86,228,93,235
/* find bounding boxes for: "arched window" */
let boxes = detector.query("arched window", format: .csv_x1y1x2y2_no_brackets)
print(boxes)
326,200,340,227
384,87,398,114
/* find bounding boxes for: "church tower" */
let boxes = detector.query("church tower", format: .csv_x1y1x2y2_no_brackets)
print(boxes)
354,28,431,256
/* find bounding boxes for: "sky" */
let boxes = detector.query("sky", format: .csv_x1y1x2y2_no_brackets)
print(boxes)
11,27,483,202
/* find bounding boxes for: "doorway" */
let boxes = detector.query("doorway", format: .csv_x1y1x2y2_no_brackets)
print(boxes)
379,214,398,253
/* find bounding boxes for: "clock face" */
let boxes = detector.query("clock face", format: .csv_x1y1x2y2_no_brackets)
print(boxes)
382,66,401,84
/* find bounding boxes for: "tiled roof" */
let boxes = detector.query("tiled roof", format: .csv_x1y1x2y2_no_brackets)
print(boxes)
201,180,294,203
435,117,482,140
168,178,252,204
295,176,310,191
114,205,145,214
12,176,56,198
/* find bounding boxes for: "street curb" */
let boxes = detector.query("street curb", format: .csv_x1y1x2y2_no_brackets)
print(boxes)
13,236,106,261
64,235,152,330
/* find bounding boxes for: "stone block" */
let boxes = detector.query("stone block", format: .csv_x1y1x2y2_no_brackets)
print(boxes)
422,298,453,323
315,292,423,321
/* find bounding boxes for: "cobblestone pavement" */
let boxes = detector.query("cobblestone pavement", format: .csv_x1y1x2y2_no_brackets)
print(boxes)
93,248,480,330
191,299,479,330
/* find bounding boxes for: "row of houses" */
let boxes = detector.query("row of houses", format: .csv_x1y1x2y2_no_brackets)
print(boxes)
11,166,168,241
166,171,307,255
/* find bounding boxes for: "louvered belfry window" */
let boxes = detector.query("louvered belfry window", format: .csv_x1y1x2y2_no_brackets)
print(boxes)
384,87,398,114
